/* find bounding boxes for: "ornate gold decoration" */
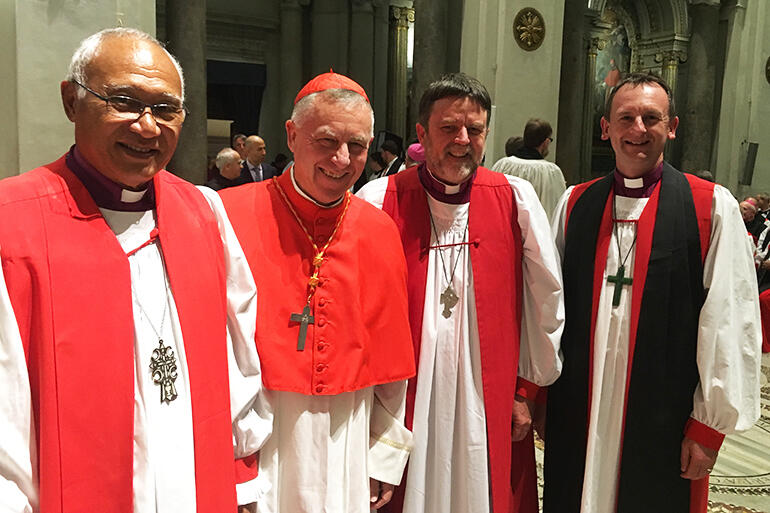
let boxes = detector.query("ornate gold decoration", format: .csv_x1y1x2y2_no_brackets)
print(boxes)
513,8,545,51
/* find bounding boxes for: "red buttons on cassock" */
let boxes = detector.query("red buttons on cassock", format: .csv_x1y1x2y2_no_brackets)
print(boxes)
318,297,327,307
317,318,326,327
316,364,325,373
317,339,326,351
315,385,324,393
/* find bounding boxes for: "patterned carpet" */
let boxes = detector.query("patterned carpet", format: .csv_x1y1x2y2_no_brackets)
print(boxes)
534,353,770,512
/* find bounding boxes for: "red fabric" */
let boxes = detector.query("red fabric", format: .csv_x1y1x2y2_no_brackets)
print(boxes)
759,289,770,353
683,174,715,264
294,71,369,104
515,378,540,401
0,156,237,512
234,454,260,483
219,171,414,395
684,418,725,451
381,167,533,513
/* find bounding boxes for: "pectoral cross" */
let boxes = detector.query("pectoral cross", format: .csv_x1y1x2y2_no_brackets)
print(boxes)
440,286,459,318
607,264,633,307
289,304,315,351
149,339,178,404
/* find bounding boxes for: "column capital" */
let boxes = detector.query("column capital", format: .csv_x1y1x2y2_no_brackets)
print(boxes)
655,49,687,65
587,36,606,55
390,6,415,26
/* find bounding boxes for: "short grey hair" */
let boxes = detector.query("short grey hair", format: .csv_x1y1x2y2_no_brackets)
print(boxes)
290,89,374,138
216,147,241,170
66,27,185,101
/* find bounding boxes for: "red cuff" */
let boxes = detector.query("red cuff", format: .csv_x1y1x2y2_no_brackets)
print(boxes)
234,453,259,484
684,418,725,452
516,378,540,401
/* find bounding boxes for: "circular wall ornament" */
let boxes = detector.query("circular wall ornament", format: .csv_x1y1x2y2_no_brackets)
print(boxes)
513,7,545,51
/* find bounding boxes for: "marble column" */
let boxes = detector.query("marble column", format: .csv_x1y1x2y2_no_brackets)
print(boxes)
387,6,414,140
556,2,589,185
166,0,207,184
680,2,721,173
581,37,602,182
280,0,304,121
372,0,390,133
311,0,348,75
350,0,375,97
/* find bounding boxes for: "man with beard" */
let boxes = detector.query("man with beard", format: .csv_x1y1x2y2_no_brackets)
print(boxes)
358,72,564,513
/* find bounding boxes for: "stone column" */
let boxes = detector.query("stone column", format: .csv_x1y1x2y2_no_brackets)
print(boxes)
372,0,390,134
311,0,348,75
349,0,375,97
581,37,602,182
166,0,207,184
658,49,685,162
556,2,589,185
679,2,721,172
411,0,447,132
387,6,414,140
280,0,304,121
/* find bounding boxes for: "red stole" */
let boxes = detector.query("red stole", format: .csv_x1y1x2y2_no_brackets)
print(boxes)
562,170,714,513
219,171,414,394
0,156,236,512
381,167,529,513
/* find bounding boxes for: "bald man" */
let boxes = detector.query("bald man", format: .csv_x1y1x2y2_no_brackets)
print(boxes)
240,135,279,183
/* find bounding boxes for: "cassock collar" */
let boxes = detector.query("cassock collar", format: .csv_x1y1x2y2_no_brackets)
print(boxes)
512,146,543,160
418,163,475,204
613,161,663,198
288,166,344,208
66,145,155,211
278,167,346,237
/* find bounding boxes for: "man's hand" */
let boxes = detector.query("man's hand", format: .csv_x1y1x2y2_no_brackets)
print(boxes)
238,503,256,513
680,437,718,480
511,394,534,441
762,260,770,270
369,478,394,509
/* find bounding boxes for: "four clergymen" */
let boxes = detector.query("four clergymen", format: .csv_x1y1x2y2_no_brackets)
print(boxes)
0,27,761,513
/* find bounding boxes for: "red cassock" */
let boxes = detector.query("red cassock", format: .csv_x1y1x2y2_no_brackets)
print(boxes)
378,166,539,513
0,156,237,513
218,171,415,395
759,289,770,353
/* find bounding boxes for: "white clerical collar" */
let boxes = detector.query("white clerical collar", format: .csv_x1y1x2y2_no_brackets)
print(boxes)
120,188,148,203
426,166,461,194
290,166,344,208
623,177,644,189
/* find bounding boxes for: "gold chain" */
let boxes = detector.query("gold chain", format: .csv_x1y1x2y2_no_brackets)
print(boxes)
272,176,352,304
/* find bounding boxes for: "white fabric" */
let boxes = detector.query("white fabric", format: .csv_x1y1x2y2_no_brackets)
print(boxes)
490,155,566,222
0,186,273,513
357,174,564,513
255,175,412,513
551,184,762,513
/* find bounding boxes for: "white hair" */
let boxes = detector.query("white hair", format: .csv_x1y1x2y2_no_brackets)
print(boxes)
66,27,185,101
215,147,241,170
291,89,374,138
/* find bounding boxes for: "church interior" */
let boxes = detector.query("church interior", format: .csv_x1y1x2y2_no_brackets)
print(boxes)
1,0,769,511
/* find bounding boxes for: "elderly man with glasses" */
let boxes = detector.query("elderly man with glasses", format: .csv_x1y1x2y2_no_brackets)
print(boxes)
0,28,272,513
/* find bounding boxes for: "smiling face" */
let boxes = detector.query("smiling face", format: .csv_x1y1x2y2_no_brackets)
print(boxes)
601,82,678,178
417,96,488,185
286,94,372,204
60,36,183,188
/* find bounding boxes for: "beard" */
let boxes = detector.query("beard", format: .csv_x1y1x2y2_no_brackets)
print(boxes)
424,146,482,185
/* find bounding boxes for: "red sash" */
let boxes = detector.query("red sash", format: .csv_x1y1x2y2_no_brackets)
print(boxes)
0,156,236,512
381,167,529,513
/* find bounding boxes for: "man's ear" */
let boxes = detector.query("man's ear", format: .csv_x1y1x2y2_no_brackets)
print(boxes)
600,116,610,141
416,123,426,145
667,115,679,140
60,81,78,122
285,120,296,152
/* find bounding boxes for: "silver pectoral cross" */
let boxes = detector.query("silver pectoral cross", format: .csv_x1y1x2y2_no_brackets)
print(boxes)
440,286,460,318
149,339,178,404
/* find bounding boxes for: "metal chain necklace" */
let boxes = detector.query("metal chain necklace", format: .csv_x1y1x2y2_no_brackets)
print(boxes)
429,210,469,318
126,229,178,404
606,194,638,308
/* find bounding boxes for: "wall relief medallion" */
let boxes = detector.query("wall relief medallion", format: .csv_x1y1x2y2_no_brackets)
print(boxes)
513,8,545,51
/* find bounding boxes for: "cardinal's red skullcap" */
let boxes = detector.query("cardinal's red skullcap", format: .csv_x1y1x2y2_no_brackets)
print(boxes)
294,71,369,104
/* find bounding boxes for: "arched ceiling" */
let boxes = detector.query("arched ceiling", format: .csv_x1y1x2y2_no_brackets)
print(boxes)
589,0,690,38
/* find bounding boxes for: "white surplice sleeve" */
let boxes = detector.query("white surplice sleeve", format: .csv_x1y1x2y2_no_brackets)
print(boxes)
506,175,564,388
0,243,36,513
198,187,274,503
368,380,413,486
690,185,762,435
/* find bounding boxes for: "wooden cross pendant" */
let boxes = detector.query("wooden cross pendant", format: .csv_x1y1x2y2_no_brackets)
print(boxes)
289,304,315,351
607,264,633,307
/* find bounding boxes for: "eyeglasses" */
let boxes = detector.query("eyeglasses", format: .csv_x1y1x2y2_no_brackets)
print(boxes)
72,80,187,127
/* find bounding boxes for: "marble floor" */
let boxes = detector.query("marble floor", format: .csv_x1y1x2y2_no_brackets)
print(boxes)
534,352,770,512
